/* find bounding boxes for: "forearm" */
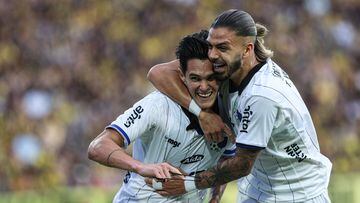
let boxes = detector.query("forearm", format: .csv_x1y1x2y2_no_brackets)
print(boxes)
210,184,227,203
195,148,260,189
147,60,192,109
88,134,141,172
209,157,230,202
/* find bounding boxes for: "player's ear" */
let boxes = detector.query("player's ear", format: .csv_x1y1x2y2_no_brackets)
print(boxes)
178,67,186,84
243,39,254,57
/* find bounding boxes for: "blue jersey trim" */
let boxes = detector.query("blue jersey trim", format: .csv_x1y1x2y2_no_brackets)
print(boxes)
236,143,265,150
223,149,236,155
107,124,131,145
221,149,236,157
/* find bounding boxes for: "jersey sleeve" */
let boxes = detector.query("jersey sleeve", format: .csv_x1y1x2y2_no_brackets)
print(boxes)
236,96,278,149
106,93,163,148
222,142,236,157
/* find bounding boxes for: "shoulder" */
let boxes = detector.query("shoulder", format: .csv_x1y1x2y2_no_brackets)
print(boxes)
150,60,180,72
249,60,290,102
141,91,180,110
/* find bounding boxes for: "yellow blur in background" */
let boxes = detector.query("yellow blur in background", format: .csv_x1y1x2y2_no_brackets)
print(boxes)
0,0,360,202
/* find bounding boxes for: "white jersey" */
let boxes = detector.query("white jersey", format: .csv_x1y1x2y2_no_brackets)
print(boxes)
225,59,332,202
108,91,235,203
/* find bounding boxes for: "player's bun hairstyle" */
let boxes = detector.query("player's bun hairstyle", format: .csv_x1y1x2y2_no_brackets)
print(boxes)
176,30,209,73
211,9,273,62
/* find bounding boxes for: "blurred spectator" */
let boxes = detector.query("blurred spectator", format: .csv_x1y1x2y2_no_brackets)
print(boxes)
0,0,359,192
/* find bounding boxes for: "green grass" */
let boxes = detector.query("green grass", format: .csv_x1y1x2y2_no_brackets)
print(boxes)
1,173,359,203
0,187,116,203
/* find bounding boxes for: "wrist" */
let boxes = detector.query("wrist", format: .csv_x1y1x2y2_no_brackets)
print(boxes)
188,99,201,117
131,161,143,173
184,176,197,192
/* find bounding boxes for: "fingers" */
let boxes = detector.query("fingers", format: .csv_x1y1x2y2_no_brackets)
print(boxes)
167,164,183,176
175,167,188,176
145,177,153,187
223,124,236,143
146,177,187,196
163,167,172,179
154,169,166,179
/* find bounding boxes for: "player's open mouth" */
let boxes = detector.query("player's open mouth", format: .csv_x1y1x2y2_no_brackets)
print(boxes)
197,91,212,98
213,62,227,74
213,62,226,69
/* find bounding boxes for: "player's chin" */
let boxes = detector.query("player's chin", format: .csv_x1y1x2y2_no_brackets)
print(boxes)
195,98,216,110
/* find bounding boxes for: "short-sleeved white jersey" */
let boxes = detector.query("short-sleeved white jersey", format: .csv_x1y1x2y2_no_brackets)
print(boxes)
108,91,235,203
226,59,332,202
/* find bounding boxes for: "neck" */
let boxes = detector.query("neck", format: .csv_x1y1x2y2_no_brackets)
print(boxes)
230,57,259,86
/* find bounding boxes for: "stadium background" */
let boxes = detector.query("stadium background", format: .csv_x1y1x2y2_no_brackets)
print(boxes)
0,0,359,202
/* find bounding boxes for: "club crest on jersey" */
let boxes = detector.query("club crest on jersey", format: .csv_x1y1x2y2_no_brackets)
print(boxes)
209,137,228,151
124,105,144,128
232,109,242,128
240,105,252,133
180,154,204,164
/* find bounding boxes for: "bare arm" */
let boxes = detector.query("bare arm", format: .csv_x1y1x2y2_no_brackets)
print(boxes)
147,60,235,142
195,147,260,188
147,147,261,196
147,60,191,109
209,156,231,203
88,129,181,179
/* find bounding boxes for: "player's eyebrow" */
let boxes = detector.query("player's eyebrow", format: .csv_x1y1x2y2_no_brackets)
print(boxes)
209,42,230,49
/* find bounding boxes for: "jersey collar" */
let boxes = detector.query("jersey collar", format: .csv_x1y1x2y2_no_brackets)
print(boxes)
229,61,266,95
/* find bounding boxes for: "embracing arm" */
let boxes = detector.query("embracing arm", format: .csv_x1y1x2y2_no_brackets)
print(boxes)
209,156,231,203
148,147,260,196
147,60,234,142
195,147,260,189
88,129,181,179
147,60,191,109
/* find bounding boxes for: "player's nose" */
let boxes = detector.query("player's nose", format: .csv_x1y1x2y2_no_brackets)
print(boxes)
208,47,219,61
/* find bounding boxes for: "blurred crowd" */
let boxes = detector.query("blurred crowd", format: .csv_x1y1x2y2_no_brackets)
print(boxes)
0,0,359,192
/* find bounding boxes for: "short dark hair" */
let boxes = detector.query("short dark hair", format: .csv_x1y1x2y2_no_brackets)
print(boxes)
176,30,209,73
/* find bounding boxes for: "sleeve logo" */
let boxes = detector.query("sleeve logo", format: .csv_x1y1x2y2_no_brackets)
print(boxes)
124,106,144,128
284,143,307,162
240,105,252,133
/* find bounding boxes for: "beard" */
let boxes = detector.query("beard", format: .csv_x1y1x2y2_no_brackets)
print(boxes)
228,54,243,76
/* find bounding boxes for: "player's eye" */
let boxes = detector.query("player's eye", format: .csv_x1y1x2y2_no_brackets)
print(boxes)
190,76,200,82
217,46,228,52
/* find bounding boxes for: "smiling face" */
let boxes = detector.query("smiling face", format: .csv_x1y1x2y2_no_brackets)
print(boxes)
181,59,219,110
207,27,248,80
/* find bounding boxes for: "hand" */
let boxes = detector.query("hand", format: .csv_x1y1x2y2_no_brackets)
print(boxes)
145,175,188,197
136,162,183,179
198,110,235,143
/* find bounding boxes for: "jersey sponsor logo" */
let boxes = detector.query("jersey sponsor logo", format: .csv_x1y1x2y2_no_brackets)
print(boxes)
240,105,252,133
165,136,181,147
124,105,144,128
284,143,307,162
180,154,204,164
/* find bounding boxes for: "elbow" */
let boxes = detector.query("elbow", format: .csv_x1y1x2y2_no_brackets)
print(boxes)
87,139,100,161
147,64,161,83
